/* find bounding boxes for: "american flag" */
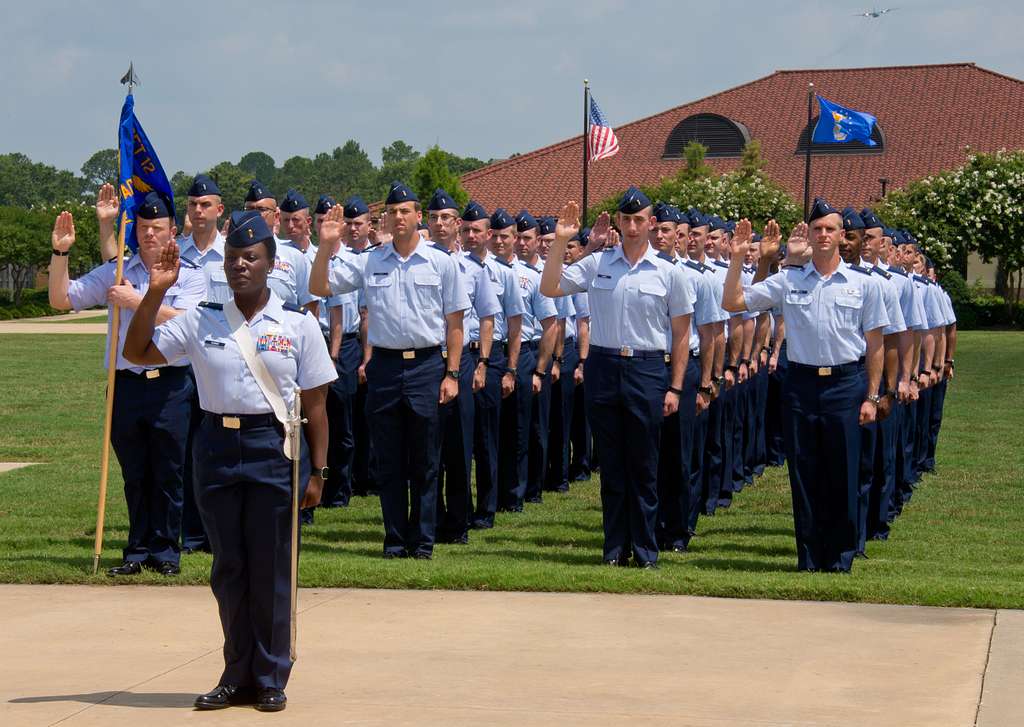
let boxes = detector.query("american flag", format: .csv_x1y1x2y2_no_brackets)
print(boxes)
588,94,619,161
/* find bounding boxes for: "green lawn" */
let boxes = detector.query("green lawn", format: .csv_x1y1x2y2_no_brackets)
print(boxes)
1,332,1022,608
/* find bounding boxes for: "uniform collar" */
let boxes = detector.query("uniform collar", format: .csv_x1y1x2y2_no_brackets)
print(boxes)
382,235,431,262
256,291,287,324
125,253,149,274
609,242,659,269
181,232,225,258
804,259,850,281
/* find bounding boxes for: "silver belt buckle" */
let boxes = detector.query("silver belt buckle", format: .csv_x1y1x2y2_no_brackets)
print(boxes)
402,350,415,360
222,416,241,429
619,346,633,357
817,367,832,377
145,369,160,380
664,354,671,363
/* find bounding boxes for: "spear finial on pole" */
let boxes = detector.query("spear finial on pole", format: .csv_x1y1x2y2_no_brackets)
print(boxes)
120,62,140,94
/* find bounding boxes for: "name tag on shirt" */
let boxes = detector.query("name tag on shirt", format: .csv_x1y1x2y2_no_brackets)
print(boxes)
203,337,226,348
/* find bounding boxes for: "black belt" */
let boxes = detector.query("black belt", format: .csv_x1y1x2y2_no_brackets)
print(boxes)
591,345,666,360
468,341,483,351
522,340,540,352
201,411,278,430
342,332,359,341
789,359,864,377
116,366,186,381
373,345,441,360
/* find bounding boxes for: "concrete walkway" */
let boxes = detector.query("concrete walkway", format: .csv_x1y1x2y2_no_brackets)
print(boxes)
1,585,1017,726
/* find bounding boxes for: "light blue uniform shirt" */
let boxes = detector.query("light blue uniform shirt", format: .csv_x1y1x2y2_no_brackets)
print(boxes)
560,243,694,351
152,292,336,415
67,255,205,372
440,244,500,344
270,238,316,309
882,264,925,331
556,293,577,340
914,275,946,329
572,292,591,322
325,249,361,335
937,286,957,325
688,256,731,325
862,260,906,336
676,257,722,352
178,232,231,304
283,239,329,330
743,260,890,366
477,253,527,341
741,266,760,321
708,257,744,321
328,236,470,349
513,259,558,342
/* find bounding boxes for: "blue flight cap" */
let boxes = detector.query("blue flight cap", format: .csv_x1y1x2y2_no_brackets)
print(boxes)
882,226,897,239
490,208,515,230
808,197,839,223
136,191,174,221
187,173,220,197
752,233,763,243
842,207,866,231
343,196,369,218
417,222,429,231
226,210,273,248
924,256,935,269
579,226,591,246
385,181,418,205
537,216,556,236
314,195,336,215
724,220,737,234
461,200,488,222
279,189,308,213
860,208,884,229
653,202,676,224
427,188,458,212
706,215,726,232
515,210,538,232
687,208,708,228
244,179,274,203
618,186,651,214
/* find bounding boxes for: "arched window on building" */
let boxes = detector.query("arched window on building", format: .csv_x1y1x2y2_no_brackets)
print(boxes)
662,113,751,159
795,117,885,155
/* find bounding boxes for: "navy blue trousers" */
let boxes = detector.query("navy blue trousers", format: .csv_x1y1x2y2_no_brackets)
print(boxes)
498,343,537,510
731,378,749,492
322,336,360,507
437,346,475,540
472,344,506,526
926,378,947,471
585,352,666,565
195,414,308,690
546,339,579,492
702,391,725,516
181,368,208,551
868,403,898,540
764,343,788,466
657,356,700,550
782,363,865,572
569,376,592,479
526,345,553,503
688,402,710,534
752,364,769,476
913,385,933,480
895,399,917,513
110,367,192,566
352,377,376,496
366,349,444,556
856,419,877,555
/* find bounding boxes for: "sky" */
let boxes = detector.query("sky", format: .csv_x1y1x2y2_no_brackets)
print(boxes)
3,0,1022,176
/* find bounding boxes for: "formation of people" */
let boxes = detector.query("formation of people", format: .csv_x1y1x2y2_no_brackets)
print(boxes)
45,175,957,710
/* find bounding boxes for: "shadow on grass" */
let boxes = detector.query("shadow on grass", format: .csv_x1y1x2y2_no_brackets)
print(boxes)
10,691,194,709
686,556,798,574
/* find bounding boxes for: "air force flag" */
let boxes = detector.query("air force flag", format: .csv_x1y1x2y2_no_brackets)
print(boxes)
117,94,174,252
812,95,878,147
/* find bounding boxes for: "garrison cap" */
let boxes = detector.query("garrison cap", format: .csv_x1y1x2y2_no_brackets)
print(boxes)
490,208,515,230
417,222,429,231
808,197,840,223
860,208,884,230
244,179,274,203
343,196,369,218
226,210,273,248
136,191,174,221
461,200,488,222
842,207,866,231
752,233,763,243
706,215,727,232
687,208,708,228
187,174,220,197
314,195,336,215
385,181,417,205
427,188,459,212
515,210,538,232
618,186,651,214
279,189,308,213
723,220,737,234
537,216,556,236
653,202,676,224
882,226,897,239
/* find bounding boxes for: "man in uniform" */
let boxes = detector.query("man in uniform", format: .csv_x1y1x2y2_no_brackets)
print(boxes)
311,182,469,559
541,191,693,568
723,199,888,572
459,201,525,529
49,193,206,575
428,189,500,544
566,228,593,485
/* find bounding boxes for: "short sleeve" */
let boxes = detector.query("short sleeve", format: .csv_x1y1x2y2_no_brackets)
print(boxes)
571,292,590,320
532,281,558,321
667,265,694,318
296,313,338,390
67,263,114,312
293,253,316,306
691,276,717,326
743,270,786,312
472,267,501,319
501,268,527,318
560,254,597,295
440,254,470,316
329,254,365,296
173,266,207,311
152,307,198,365
860,278,890,334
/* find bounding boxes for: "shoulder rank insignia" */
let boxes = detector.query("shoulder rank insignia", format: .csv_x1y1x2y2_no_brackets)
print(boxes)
282,301,307,314
713,260,729,268
683,260,704,273
782,264,804,270
872,266,892,279
495,257,513,268
524,262,540,273
178,258,199,270
431,242,450,255
848,264,872,275
198,301,223,310
888,267,908,277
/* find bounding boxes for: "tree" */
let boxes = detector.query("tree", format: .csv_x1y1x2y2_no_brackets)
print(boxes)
80,149,119,197
0,153,83,207
878,148,1024,307
681,141,714,181
238,151,277,185
410,146,469,209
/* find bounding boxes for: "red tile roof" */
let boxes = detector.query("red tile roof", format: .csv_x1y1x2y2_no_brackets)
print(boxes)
462,63,1024,216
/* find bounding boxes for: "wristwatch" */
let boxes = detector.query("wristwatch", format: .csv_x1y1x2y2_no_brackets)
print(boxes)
698,384,714,397
533,370,548,380
477,357,490,367
504,367,516,376
576,358,586,369
715,375,726,387
667,385,683,396
866,393,882,405
725,364,739,374
315,466,330,480
553,356,564,365
51,248,71,257
446,370,460,380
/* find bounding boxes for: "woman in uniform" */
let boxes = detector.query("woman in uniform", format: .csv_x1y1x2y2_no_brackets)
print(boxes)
124,210,336,712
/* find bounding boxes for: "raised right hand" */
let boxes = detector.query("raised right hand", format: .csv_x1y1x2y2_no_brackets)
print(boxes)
95,183,119,225
52,211,76,252
319,204,345,248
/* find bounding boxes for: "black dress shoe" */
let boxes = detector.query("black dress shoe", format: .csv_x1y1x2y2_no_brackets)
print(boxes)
157,561,181,576
255,687,287,712
413,551,433,560
194,684,254,710
637,561,660,570
106,561,142,577
383,549,409,559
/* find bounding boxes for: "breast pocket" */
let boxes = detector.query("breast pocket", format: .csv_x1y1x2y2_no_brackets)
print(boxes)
636,282,667,318
413,271,443,313
784,291,814,325
835,294,863,330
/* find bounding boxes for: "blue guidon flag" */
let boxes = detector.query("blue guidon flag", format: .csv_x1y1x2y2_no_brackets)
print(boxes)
812,95,878,147
117,94,174,252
